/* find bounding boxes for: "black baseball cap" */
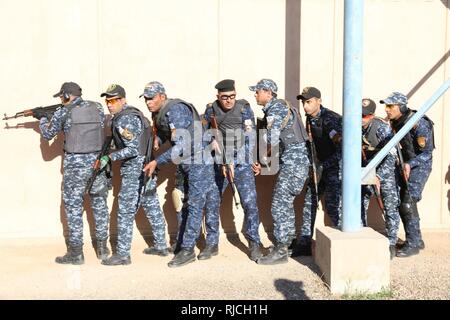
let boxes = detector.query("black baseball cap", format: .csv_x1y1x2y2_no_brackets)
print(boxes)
297,87,321,100
100,84,126,98
53,82,82,98
362,98,376,115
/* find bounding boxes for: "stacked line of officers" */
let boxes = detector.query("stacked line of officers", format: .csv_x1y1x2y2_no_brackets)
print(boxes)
35,79,434,267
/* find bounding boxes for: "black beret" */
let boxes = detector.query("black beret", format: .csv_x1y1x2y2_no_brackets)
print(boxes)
215,79,235,92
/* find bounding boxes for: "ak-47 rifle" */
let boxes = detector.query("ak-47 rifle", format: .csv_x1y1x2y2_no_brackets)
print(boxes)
361,146,384,211
210,114,240,209
140,122,156,197
306,121,320,204
3,104,61,121
85,136,113,195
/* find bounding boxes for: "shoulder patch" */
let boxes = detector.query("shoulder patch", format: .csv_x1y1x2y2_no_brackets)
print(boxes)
119,127,134,140
417,136,426,148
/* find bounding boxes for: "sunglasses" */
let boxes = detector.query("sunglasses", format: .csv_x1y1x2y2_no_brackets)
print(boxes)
105,97,122,104
219,94,236,101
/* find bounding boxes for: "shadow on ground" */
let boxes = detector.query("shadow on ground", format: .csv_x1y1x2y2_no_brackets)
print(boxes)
274,279,310,300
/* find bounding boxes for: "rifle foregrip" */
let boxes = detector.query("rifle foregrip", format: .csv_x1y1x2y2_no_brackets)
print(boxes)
93,159,100,170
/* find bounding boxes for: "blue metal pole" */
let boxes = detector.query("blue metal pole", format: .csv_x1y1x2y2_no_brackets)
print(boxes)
361,78,450,180
342,0,364,232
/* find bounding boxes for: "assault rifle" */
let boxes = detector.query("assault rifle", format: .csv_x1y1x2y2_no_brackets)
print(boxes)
210,114,240,209
3,104,61,121
306,121,320,204
85,136,113,194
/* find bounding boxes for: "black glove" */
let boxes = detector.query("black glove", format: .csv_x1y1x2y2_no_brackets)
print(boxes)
32,108,48,120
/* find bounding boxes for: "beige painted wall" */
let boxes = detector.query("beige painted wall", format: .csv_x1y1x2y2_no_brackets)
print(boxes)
0,0,448,239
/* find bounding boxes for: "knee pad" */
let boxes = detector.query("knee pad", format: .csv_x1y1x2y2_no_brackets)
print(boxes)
172,188,185,212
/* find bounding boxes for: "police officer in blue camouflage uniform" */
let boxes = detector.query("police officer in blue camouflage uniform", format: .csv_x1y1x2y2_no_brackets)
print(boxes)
250,79,310,265
381,92,434,257
202,79,262,261
360,98,400,259
293,87,342,257
100,84,168,266
38,82,110,265
141,81,220,268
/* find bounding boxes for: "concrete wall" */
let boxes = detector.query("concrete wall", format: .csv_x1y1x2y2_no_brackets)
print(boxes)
0,0,449,239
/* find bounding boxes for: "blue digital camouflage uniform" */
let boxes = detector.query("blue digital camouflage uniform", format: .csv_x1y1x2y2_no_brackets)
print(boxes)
382,92,434,250
203,103,261,245
262,97,310,246
39,97,109,247
155,101,220,251
401,115,433,202
109,105,150,257
361,118,400,246
402,115,433,247
300,106,342,243
393,117,433,247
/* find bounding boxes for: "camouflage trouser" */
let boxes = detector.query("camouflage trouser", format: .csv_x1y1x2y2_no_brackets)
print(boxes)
178,164,218,250
116,162,142,256
140,175,168,250
63,159,109,247
300,164,341,241
213,164,261,244
361,156,400,246
399,162,432,246
272,163,309,246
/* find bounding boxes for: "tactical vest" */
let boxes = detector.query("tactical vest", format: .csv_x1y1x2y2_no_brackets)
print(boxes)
210,99,249,151
362,117,387,160
263,99,307,147
308,108,340,162
154,98,200,142
112,106,151,157
390,109,435,162
64,100,103,153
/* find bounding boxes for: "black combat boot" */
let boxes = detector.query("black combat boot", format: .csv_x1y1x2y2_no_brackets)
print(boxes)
96,240,110,260
101,254,131,266
291,238,312,257
55,244,84,265
389,245,396,260
249,241,262,261
396,242,419,258
257,244,288,265
168,248,196,268
418,239,425,250
197,245,219,260
143,246,169,256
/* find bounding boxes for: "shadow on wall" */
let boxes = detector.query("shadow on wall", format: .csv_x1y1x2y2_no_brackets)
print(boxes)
441,0,450,10
274,279,310,300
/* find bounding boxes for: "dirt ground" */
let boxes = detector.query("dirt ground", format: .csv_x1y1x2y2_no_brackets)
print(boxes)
0,230,449,300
